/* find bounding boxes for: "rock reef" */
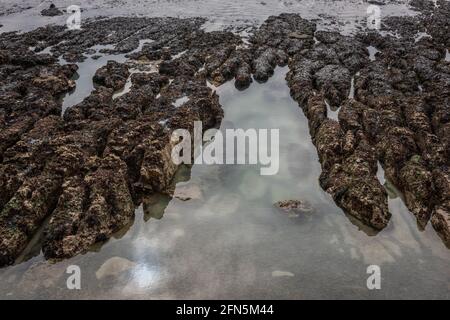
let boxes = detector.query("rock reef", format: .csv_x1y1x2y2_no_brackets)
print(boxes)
0,17,225,264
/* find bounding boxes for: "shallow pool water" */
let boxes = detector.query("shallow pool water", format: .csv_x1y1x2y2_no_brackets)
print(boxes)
0,67,448,299
60,39,153,115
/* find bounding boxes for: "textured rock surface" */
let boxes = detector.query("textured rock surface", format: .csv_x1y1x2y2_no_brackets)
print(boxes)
285,1,449,240
274,200,314,216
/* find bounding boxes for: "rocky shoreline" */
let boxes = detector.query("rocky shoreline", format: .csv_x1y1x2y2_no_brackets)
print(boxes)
0,0,449,267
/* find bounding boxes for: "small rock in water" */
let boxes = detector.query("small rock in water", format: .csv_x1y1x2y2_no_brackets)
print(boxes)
174,183,203,201
272,270,295,277
274,199,314,217
96,257,137,280
41,3,63,17
41,4,63,17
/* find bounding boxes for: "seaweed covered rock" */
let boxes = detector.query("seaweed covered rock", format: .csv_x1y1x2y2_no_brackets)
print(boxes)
42,155,134,259
93,61,130,90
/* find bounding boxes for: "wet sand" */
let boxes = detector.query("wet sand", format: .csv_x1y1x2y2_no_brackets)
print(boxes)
0,0,416,34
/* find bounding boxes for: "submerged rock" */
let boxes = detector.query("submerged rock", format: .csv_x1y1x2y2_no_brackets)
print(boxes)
274,199,314,217
174,183,203,201
96,257,137,280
